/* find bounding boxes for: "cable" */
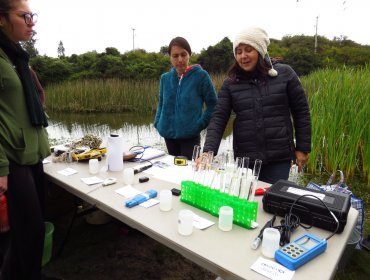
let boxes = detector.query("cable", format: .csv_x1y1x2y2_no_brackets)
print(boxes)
274,212,301,246
287,194,340,241
251,215,276,249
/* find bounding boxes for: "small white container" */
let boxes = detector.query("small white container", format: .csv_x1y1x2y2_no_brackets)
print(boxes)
178,210,193,236
218,206,233,231
88,159,99,174
261,228,281,258
159,190,172,211
123,168,134,185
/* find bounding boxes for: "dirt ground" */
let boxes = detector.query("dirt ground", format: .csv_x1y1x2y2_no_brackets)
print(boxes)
42,185,217,280
42,215,217,280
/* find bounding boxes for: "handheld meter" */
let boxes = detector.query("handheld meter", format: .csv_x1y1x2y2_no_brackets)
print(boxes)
275,233,327,270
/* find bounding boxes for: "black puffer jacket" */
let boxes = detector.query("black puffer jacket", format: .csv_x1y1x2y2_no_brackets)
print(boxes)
203,63,311,163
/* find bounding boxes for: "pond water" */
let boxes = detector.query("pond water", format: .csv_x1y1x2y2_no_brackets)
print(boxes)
46,112,234,154
46,112,369,200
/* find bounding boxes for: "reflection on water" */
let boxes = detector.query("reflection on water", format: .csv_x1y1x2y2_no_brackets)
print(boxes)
47,112,234,153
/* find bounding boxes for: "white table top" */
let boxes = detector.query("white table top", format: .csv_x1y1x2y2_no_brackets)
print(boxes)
43,156,358,280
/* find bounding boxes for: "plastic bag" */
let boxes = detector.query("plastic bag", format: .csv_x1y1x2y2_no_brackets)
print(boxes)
306,170,364,249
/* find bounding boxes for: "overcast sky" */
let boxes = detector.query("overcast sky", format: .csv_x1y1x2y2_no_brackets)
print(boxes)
30,0,369,57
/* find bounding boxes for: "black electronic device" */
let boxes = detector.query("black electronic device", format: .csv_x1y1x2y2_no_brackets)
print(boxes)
262,180,351,233
139,176,149,183
171,188,181,196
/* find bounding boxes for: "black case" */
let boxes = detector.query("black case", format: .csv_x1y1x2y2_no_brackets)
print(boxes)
262,179,351,233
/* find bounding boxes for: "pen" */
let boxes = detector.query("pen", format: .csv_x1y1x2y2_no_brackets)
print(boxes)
134,164,153,174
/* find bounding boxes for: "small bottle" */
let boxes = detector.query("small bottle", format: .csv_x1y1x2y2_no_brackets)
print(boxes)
0,195,10,233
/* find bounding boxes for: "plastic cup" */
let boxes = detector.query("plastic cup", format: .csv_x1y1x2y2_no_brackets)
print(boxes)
159,190,172,211
261,228,281,258
178,210,193,236
123,168,134,185
218,206,233,231
89,158,100,174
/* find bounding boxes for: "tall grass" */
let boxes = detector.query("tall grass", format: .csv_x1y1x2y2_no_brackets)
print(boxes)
45,68,369,182
45,74,227,114
45,79,159,113
302,65,370,183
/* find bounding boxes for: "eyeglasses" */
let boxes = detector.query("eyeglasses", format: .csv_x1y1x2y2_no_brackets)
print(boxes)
10,11,38,24
20,12,38,24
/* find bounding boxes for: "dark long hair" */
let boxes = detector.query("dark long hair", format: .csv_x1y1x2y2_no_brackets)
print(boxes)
168,37,192,56
0,0,22,20
227,55,271,81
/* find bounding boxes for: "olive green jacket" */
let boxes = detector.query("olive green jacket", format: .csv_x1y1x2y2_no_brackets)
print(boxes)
0,47,50,176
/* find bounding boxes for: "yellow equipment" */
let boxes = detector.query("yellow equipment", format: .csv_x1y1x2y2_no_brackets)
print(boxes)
72,147,107,161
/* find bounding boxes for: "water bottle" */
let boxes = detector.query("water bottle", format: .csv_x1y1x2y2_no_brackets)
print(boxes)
0,195,10,233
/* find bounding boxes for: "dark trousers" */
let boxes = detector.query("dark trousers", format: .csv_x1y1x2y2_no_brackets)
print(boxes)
164,136,200,160
0,161,45,280
255,160,291,184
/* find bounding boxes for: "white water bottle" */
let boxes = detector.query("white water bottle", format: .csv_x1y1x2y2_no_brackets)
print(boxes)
107,134,124,172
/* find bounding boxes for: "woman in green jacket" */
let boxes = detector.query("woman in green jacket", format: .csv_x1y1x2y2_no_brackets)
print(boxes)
0,0,52,279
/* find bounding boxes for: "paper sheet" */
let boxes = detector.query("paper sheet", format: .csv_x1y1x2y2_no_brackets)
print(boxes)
192,213,215,230
140,199,159,208
80,177,104,185
115,186,141,198
143,156,193,184
57,168,78,176
251,257,295,280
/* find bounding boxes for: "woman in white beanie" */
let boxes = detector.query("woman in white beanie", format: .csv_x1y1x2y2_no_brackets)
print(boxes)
203,27,311,184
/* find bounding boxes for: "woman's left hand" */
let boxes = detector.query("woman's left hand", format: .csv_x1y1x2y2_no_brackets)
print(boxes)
295,151,309,172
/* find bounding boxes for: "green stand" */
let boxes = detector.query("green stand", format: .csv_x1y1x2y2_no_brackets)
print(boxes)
180,180,258,229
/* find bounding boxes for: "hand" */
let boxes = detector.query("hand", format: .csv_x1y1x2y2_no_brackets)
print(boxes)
0,176,8,195
295,151,309,172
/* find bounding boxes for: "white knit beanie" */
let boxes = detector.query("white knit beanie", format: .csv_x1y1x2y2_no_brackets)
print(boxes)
233,27,270,58
233,27,278,77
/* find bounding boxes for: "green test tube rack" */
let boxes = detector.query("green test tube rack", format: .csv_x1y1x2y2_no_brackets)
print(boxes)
180,180,258,229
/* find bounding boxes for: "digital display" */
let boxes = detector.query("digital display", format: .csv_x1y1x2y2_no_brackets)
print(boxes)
297,236,319,250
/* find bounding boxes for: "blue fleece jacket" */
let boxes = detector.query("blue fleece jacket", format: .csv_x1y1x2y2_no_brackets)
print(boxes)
154,65,217,139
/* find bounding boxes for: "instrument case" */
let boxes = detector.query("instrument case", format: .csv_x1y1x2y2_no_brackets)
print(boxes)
262,180,351,233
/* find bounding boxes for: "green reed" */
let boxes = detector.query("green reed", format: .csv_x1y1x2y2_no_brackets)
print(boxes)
45,68,369,182
45,79,159,113
303,65,370,183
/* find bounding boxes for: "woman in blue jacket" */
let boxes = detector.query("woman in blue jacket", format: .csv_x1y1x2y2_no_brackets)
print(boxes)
154,37,217,159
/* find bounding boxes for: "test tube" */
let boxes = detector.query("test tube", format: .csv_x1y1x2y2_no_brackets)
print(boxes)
191,145,201,181
239,157,250,199
253,159,262,181
192,145,201,169
229,157,242,196
248,159,262,201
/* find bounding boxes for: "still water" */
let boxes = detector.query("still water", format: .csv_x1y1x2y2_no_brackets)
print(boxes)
46,112,234,153
46,112,370,192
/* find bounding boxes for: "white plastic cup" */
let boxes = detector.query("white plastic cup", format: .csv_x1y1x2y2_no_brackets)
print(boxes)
218,206,233,231
159,190,172,211
123,168,134,185
89,159,99,174
261,228,281,258
178,210,193,236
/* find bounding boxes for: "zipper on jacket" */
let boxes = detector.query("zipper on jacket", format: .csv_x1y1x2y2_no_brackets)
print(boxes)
175,74,183,113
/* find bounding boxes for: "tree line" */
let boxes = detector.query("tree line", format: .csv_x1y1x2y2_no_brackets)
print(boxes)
25,35,370,86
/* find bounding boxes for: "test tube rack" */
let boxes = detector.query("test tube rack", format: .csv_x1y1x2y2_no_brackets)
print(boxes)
180,180,258,229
